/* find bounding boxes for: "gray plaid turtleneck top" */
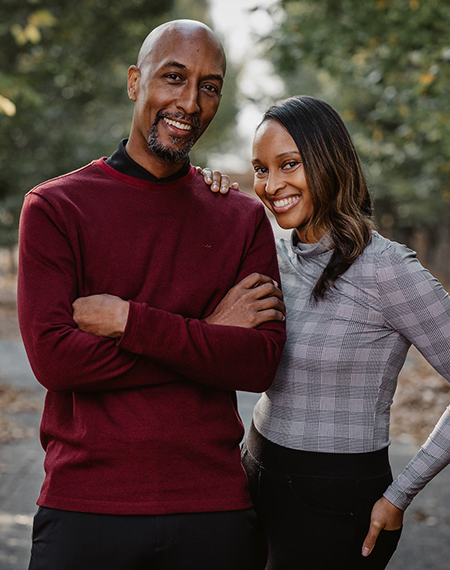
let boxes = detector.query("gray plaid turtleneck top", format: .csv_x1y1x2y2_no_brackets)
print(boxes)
253,230,450,510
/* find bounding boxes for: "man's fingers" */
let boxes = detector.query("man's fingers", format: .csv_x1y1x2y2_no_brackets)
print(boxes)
238,273,272,289
251,281,283,301
205,274,285,328
245,273,279,289
263,308,286,322
255,296,286,315
250,308,286,327
228,274,283,306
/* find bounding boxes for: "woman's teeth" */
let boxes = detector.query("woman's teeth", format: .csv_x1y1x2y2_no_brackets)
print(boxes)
273,196,300,208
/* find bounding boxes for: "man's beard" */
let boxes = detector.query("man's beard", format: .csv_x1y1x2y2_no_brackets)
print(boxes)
147,111,201,163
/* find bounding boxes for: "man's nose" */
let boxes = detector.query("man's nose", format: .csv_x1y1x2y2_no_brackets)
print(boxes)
176,84,201,116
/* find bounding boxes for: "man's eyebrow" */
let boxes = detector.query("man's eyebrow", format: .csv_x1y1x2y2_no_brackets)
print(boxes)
163,61,223,84
163,61,187,71
203,74,224,84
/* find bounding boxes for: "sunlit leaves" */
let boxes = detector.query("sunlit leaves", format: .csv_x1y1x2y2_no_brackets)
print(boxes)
0,95,16,117
10,9,57,46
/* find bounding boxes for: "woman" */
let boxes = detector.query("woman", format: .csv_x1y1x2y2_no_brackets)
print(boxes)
204,95,450,569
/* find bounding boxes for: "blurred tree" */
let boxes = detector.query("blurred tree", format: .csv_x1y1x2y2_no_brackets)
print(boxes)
0,0,238,247
257,0,450,276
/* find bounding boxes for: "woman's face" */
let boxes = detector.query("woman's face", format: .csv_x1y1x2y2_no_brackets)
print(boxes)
252,119,323,243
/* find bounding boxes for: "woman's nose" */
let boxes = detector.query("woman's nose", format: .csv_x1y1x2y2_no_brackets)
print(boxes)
265,172,285,196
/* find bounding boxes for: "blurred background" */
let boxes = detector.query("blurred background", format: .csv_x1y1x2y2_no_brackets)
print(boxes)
1,0,449,276
0,0,450,568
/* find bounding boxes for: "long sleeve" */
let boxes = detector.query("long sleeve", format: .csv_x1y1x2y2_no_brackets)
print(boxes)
18,161,284,516
376,245,450,510
117,210,286,393
19,164,285,395
18,191,178,392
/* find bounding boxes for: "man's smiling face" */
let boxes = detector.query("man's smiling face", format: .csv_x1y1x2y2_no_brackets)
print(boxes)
127,25,225,168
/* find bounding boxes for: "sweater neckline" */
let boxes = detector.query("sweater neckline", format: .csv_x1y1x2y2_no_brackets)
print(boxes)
105,138,191,183
290,230,332,259
95,158,196,190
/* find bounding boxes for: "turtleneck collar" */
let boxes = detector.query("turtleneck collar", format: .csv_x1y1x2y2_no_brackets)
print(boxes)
105,139,191,182
290,230,332,259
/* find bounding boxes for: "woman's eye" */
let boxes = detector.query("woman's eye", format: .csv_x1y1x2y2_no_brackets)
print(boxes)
284,161,299,170
254,166,268,176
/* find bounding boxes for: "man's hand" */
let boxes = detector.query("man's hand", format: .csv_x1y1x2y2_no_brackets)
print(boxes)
362,496,404,557
205,273,286,328
197,166,239,194
72,294,130,338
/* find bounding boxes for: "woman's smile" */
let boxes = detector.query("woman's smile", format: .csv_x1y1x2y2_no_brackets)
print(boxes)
252,119,322,241
271,195,301,213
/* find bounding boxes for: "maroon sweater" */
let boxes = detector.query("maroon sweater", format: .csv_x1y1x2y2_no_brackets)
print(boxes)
17,159,285,515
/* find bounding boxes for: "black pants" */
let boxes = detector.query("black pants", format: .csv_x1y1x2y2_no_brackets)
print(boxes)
242,424,402,570
28,506,264,570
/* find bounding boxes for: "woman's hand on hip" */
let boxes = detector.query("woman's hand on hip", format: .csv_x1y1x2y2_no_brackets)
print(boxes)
362,496,404,557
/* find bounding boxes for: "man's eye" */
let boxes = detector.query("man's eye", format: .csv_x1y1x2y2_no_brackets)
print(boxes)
203,84,219,94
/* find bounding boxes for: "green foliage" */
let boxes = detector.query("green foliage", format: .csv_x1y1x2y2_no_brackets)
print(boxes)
0,0,239,246
258,0,450,255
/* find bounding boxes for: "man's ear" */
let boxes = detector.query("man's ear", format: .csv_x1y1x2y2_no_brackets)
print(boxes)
127,65,140,102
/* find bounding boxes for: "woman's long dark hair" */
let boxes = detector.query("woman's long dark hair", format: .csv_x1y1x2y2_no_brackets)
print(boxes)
260,95,374,300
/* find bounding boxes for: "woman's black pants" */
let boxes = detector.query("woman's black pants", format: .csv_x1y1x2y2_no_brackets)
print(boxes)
242,423,402,570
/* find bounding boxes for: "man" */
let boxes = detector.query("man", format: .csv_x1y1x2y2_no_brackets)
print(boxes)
18,19,286,570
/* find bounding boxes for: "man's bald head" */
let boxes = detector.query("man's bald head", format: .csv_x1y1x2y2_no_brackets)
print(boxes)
125,19,226,176
136,19,226,75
